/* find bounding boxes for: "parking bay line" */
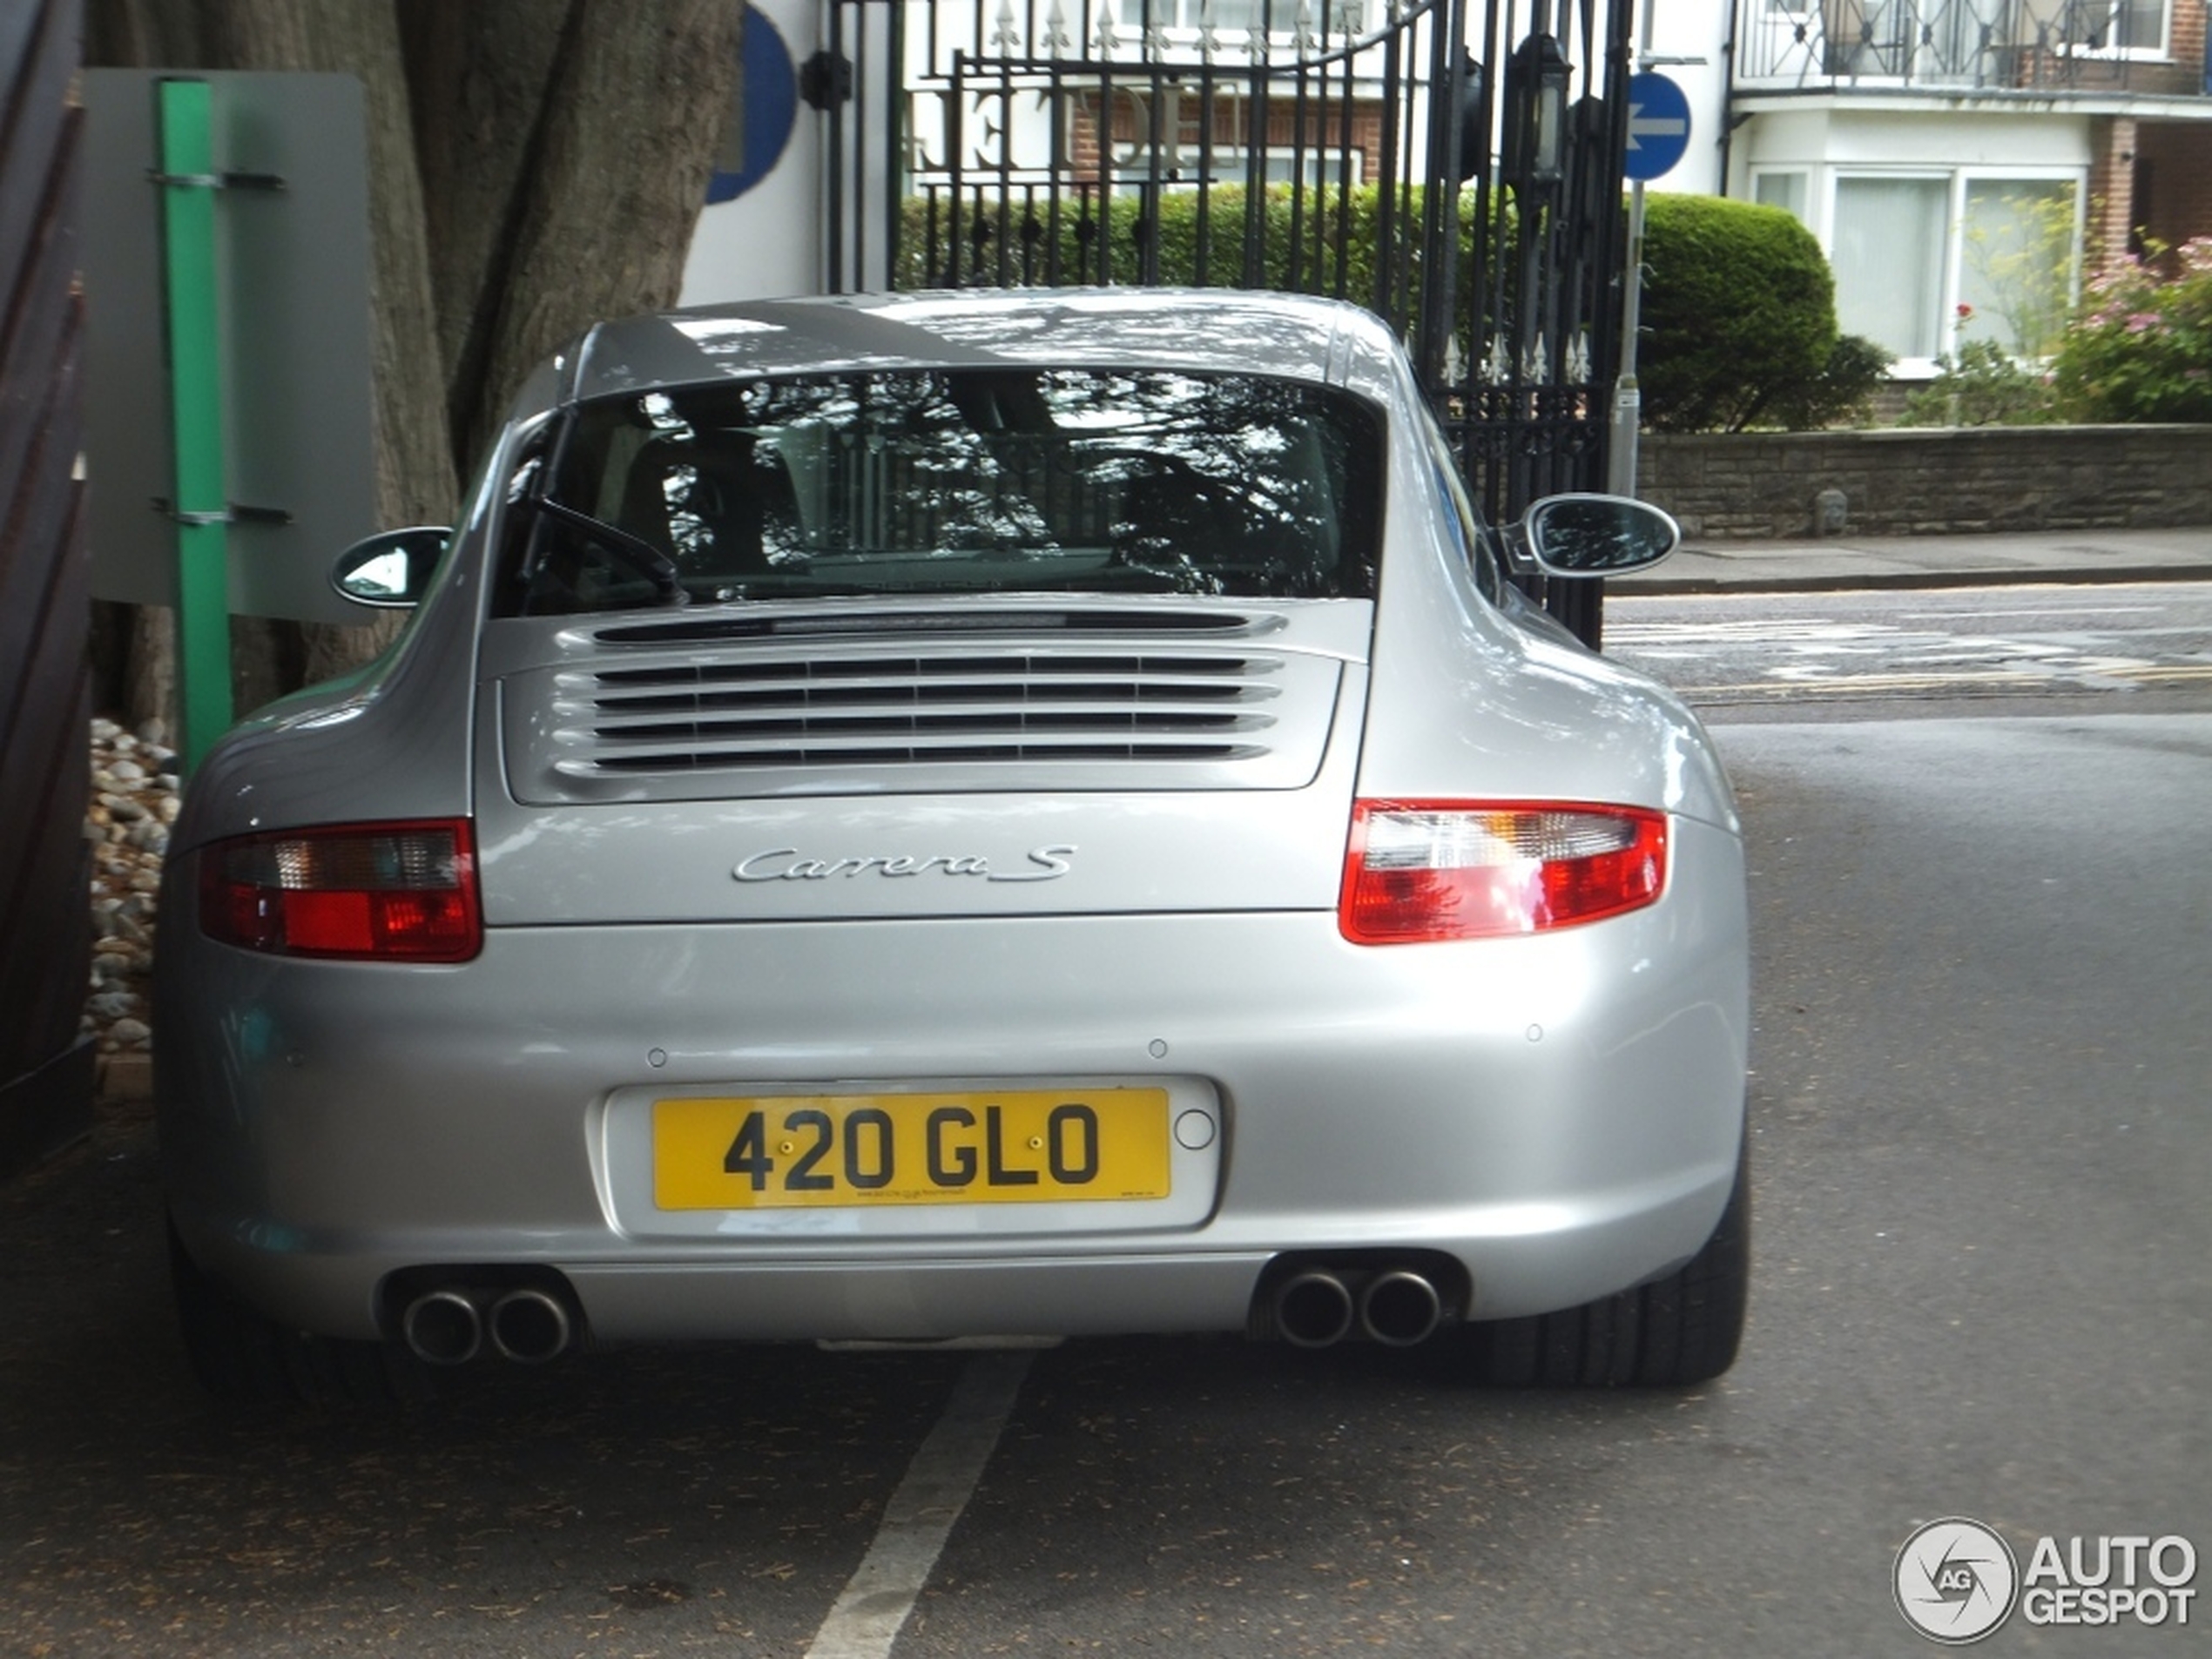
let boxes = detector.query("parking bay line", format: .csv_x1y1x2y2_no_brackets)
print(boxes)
803,1350,1035,1659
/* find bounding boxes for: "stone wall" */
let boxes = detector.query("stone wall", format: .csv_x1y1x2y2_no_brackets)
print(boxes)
1637,425,2212,542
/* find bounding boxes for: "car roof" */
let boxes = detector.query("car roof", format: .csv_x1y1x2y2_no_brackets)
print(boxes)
559,288,1399,406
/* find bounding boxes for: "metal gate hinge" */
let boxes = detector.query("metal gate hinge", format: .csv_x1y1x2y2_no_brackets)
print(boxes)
147,170,287,191
799,51,854,111
152,499,294,527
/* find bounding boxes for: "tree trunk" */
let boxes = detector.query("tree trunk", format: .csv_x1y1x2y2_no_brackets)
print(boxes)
84,0,741,711
395,1,571,477
413,1,742,471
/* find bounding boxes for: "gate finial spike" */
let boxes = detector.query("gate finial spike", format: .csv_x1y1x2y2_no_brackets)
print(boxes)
1044,0,1072,53
1567,330,1592,383
992,0,1022,54
1095,0,1120,55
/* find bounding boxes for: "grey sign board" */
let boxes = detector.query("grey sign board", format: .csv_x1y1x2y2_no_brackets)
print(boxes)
84,70,377,626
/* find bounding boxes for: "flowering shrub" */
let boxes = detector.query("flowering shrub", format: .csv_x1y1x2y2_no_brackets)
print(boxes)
1899,303,2059,426
2051,239,2212,423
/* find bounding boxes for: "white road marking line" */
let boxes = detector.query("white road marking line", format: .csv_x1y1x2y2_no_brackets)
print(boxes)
803,1351,1033,1659
1675,664,2212,698
1898,605,2167,619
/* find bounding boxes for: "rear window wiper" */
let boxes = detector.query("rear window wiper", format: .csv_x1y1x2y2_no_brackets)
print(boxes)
522,496,688,605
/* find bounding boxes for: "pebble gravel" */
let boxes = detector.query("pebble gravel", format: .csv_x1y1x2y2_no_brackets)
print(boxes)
83,716,178,1062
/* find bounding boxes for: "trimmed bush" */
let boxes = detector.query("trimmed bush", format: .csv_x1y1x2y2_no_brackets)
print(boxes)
1898,337,2059,427
1768,332,1894,430
1637,195,1838,432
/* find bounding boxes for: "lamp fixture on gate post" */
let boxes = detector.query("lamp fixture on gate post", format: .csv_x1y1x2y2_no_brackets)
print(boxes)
1501,29,1570,195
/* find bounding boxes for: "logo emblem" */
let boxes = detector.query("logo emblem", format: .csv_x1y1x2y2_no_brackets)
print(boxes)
732,845,1076,884
1895,1517,2020,1645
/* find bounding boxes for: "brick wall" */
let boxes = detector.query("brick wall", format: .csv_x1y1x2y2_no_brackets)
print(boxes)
2173,0,2208,81
2137,121,2212,259
2088,115,2140,262
1069,89,1388,185
1637,425,2212,541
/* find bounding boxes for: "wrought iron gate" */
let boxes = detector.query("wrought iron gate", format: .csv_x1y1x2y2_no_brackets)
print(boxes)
813,0,1635,642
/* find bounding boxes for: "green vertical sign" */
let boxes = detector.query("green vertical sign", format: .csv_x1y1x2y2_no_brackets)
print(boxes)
156,78,233,775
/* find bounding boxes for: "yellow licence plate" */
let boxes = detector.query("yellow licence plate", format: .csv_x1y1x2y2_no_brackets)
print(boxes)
652,1088,1173,1210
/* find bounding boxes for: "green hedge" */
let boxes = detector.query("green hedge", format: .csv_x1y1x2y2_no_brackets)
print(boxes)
1636,194,1841,432
896,184,1507,326
893,186,1875,430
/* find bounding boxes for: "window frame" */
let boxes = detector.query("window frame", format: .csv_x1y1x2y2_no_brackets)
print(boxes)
1822,164,2087,375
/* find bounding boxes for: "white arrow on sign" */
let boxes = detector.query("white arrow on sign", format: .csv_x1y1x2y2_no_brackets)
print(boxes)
1627,101,1689,151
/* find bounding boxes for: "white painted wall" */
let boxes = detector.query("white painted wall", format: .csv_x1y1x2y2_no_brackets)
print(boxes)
680,0,824,304
1641,3,1733,194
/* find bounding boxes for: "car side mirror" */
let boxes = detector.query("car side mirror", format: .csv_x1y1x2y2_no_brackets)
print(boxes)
330,527,451,608
1508,494,1679,578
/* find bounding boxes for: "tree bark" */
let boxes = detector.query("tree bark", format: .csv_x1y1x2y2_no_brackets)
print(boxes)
396,0,572,477
84,0,741,707
422,0,743,471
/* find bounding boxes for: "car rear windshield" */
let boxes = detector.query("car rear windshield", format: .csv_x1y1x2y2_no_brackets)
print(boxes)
502,368,1385,614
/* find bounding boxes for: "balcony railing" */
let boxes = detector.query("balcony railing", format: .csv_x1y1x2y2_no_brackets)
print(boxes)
1735,0,2202,94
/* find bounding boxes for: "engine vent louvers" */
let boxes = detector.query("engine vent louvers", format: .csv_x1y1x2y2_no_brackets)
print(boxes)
562,649,1288,778
597,710,1251,740
591,609,1259,645
593,741,1253,772
597,654,1256,703
500,600,1362,800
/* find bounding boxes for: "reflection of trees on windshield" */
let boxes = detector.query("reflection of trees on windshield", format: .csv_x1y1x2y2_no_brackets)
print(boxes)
516,368,1383,611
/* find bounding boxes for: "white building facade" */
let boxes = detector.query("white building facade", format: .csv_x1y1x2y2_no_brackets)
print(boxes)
685,0,2212,381
1645,1,2212,373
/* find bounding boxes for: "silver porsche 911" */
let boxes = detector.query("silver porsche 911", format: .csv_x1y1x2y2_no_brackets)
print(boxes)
156,288,1749,1406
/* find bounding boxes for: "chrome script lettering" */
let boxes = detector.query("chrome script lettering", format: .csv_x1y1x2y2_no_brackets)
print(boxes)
734,844,1076,883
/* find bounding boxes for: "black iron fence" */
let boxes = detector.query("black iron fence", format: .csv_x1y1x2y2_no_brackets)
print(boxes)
815,0,1635,640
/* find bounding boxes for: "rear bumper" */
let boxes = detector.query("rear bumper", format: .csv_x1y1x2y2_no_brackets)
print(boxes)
158,821,1747,1343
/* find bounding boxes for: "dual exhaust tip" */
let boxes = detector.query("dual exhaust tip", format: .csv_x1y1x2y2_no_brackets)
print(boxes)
400,1285,576,1366
404,1265,1442,1359
1273,1265,1446,1349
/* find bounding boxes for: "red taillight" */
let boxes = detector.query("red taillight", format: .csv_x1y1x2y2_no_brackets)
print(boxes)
1339,800,1667,943
199,819,482,962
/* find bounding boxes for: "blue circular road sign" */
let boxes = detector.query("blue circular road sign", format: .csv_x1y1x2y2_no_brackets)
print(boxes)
707,11,799,204
1623,71,1692,182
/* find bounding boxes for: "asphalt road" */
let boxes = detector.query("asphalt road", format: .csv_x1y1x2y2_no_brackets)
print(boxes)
3,689,2206,1656
1607,580,2212,717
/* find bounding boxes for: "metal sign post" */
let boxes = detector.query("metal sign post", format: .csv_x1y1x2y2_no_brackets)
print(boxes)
84,68,376,773
154,78,233,775
1609,64,1695,498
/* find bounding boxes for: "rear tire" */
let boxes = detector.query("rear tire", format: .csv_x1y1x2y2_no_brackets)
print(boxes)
167,1217,426,1409
1451,1147,1750,1388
